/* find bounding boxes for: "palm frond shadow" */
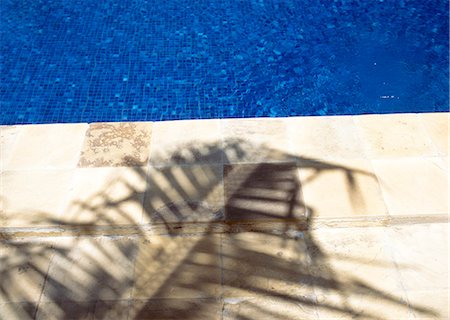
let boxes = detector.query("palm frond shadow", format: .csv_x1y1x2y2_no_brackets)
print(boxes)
0,138,438,319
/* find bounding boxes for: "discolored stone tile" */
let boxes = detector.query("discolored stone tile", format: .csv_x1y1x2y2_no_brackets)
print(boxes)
222,232,313,298
372,158,448,215
5,123,87,170
129,298,222,320
132,234,221,299
0,240,55,303
223,163,306,223
78,122,152,167
386,223,448,291
142,165,223,225
1,170,74,227
41,236,138,302
420,112,449,156
148,119,222,165
355,113,437,158
298,158,387,218
286,116,366,159
35,300,95,320
61,167,148,226
221,118,293,163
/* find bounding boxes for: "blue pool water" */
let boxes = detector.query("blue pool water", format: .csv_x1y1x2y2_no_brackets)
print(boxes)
1,0,448,124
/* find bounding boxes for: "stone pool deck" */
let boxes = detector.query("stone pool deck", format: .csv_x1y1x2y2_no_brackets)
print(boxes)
0,112,448,319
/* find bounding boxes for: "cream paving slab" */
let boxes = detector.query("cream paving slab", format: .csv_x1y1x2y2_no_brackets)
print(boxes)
4,123,87,170
385,223,449,291
223,295,319,320
41,236,138,303
35,300,96,320
0,239,56,303
285,115,366,159
355,113,437,158
93,300,130,320
405,289,449,320
132,234,222,299
149,119,223,165
1,170,74,227
0,126,22,172
221,232,313,298
307,227,407,308
0,302,37,320
420,112,449,156
372,157,448,216
60,167,148,226
221,117,293,163
298,158,387,218
142,164,223,225
78,122,152,167
128,298,222,320
223,163,306,223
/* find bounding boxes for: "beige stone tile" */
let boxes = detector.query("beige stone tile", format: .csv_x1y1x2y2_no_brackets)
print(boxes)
61,167,147,226
0,240,55,303
299,158,387,218
78,122,152,167
223,163,306,223
222,232,313,298
1,170,74,227
1,126,22,171
355,113,437,158
286,116,366,159
93,300,130,320
313,290,410,320
420,112,449,156
35,300,95,320
406,289,449,320
223,295,319,320
129,298,222,320
142,165,223,225
221,118,293,163
42,236,137,302
386,223,448,291
0,302,37,320
308,227,404,295
149,119,222,165
5,124,87,170
372,158,448,216
132,234,221,299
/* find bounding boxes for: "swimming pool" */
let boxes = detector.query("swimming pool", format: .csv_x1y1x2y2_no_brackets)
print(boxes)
1,0,448,125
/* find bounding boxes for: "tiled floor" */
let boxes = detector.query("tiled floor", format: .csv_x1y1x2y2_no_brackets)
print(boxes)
0,113,448,319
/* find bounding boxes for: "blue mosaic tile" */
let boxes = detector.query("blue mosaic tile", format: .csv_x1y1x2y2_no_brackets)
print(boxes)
1,0,448,124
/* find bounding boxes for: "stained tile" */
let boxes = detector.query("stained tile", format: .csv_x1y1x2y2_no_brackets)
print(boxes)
286,116,366,159
0,240,55,303
132,234,221,299
223,163,306,223
142,165,223,225
420,112,449,156
41,236,138,302
221,118,293,163
61,167,147,226
5,124,87,170
222,232,313,298
372,158,448,215
129,298,222,320
1,170,74,227
78,122,152,167
355,114,437,158
298,158,387,218
148,119,222,165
